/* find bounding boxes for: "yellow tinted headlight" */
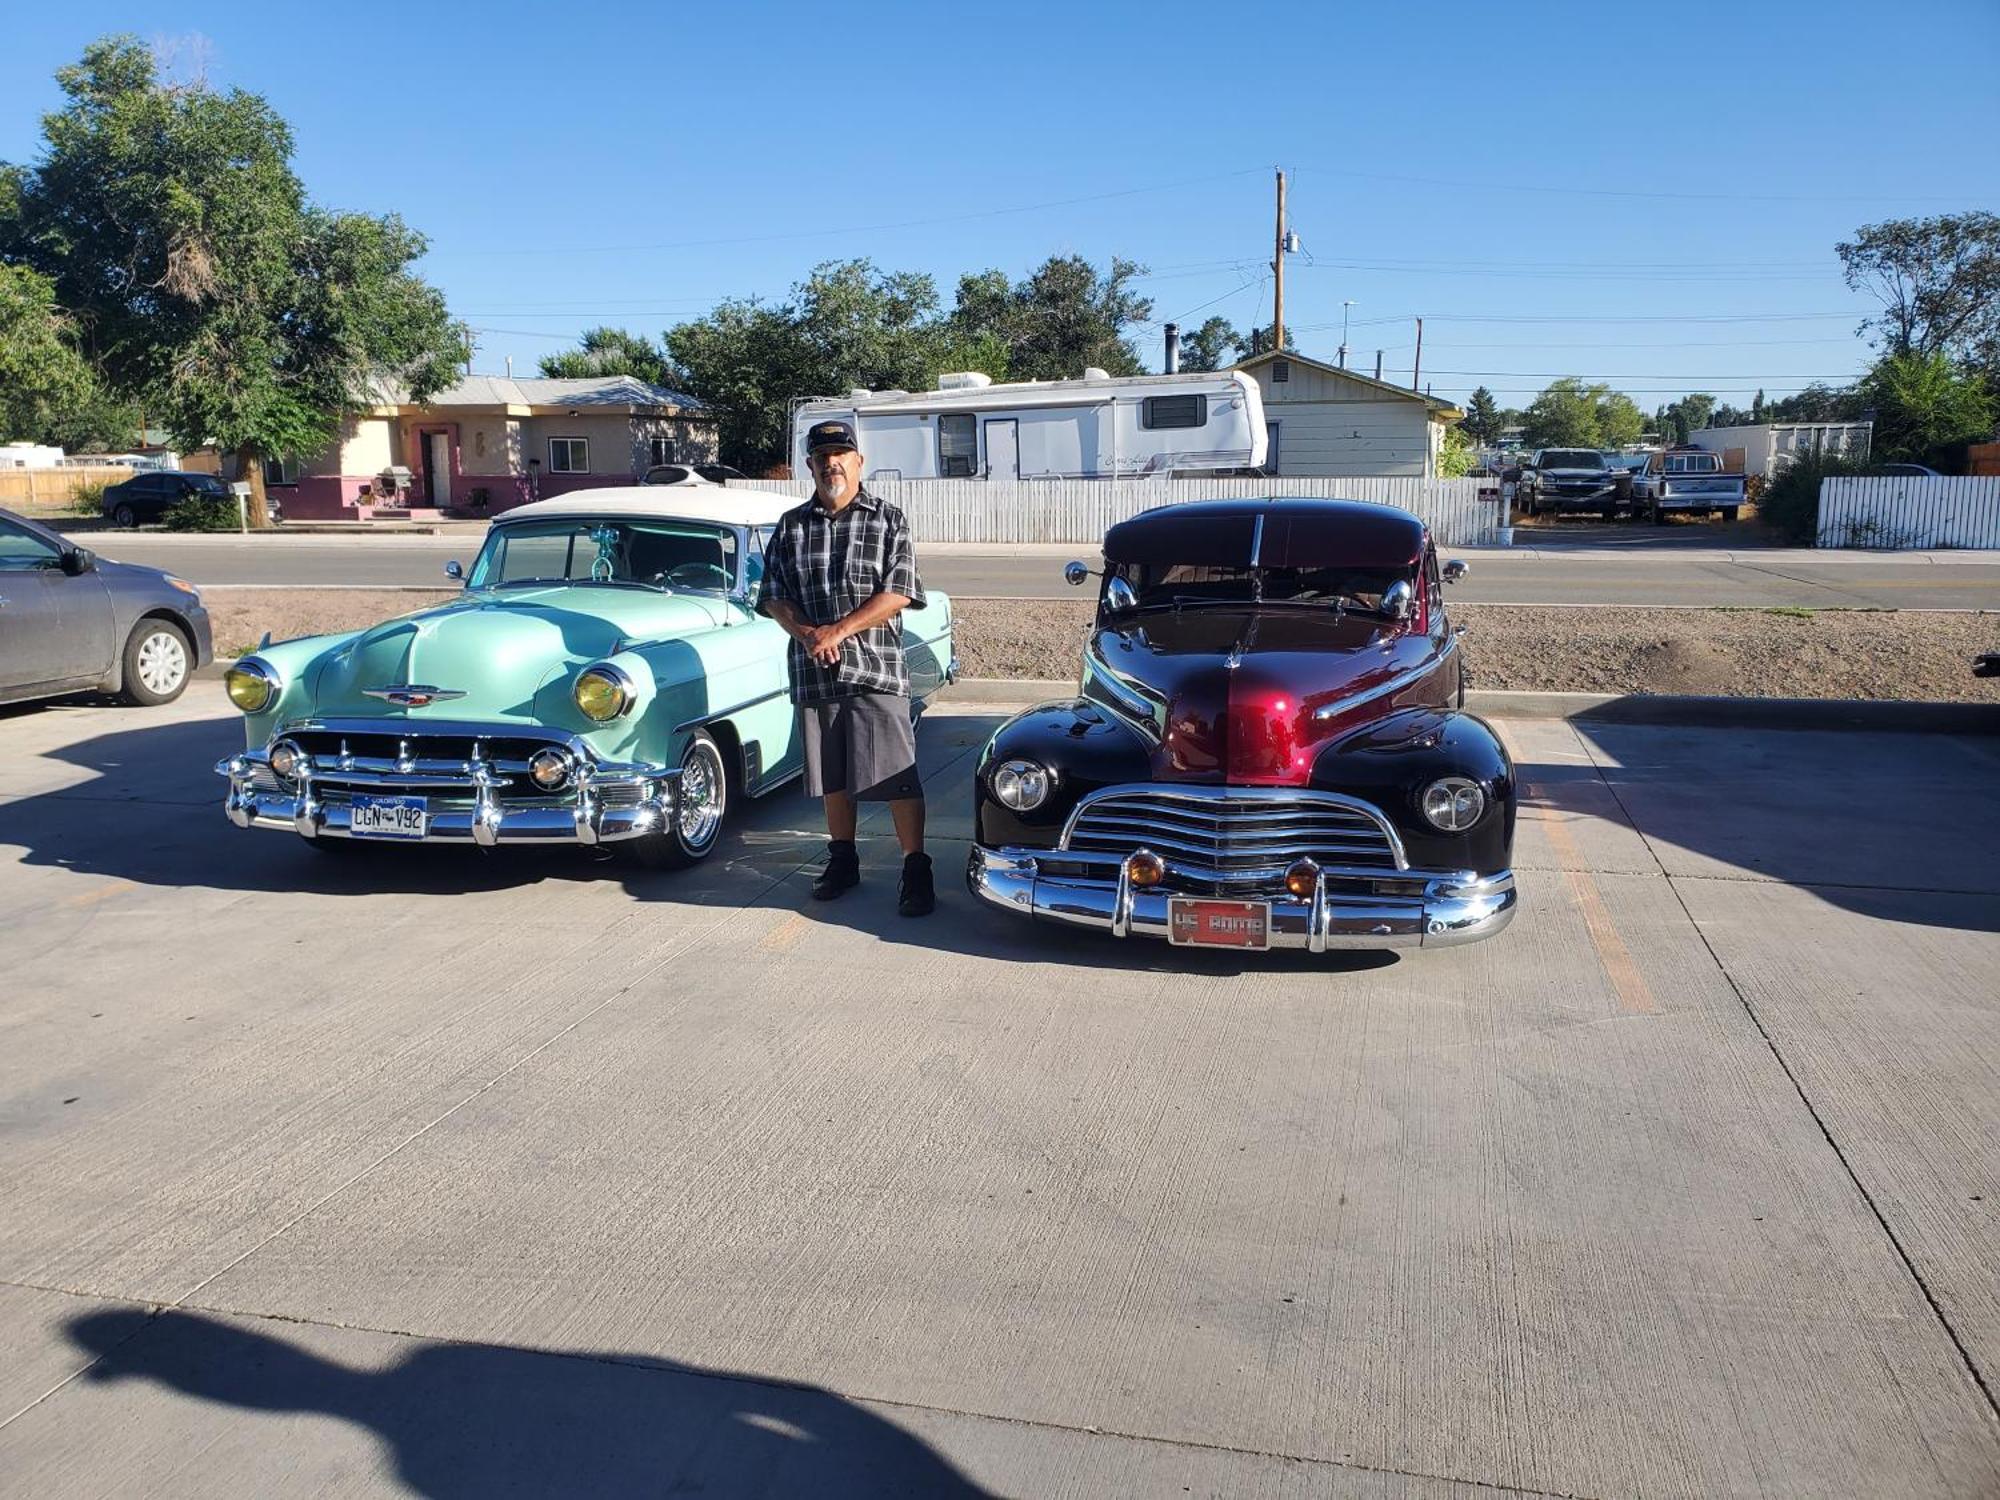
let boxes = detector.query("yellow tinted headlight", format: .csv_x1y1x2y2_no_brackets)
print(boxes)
573,667,629,722
225,663,275,713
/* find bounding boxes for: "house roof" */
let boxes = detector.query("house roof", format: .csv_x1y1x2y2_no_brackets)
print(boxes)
1234,350,1462,419
369,374,709,414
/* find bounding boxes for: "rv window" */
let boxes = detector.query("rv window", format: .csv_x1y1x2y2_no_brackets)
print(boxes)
938,414,977,478
1142,394,1207,430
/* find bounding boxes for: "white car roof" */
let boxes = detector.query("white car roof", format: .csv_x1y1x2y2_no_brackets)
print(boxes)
498,486,798,528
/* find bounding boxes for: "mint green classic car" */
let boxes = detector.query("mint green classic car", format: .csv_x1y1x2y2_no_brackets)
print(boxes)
215,488,955,866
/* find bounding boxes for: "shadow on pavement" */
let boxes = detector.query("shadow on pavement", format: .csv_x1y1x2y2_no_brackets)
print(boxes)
67,1308,994,1498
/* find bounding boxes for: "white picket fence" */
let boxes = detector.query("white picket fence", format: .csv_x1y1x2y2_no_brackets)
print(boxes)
1816,476,2000,549
738,477,1502,546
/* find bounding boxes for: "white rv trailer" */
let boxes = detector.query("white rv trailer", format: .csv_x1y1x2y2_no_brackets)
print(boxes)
791,368,1267,481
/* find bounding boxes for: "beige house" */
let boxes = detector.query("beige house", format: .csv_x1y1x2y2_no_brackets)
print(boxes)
275,375,718,518
1236,351,1462,478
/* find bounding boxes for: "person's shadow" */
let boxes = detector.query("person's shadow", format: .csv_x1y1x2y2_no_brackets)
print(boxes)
68,1309,997,1498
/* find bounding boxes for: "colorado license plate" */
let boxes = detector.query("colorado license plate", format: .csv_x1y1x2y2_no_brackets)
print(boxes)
1168,898,1270,949
349,794,428,840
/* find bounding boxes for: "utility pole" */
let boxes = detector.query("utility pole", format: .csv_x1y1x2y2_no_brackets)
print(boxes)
1272,169,1287,355
1338,301,1354,368
1412,317,1423,391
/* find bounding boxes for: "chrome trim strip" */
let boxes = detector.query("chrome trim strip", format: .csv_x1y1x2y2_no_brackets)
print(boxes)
1311,637,1457,723
362,685,468,706
672,685,790,736
1080,639,1168,743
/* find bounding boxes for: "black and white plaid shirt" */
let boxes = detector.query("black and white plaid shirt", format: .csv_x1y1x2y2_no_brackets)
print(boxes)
759,488,927,704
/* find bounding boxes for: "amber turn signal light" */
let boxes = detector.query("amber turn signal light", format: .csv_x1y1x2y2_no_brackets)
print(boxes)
1124,849,1166,888
1285,858,1321,900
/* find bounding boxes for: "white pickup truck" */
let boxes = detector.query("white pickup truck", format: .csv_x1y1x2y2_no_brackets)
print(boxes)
1630,447,1746,524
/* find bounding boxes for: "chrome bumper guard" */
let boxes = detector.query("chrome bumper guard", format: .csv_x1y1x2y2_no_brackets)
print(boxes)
215,724,676,848
966,845,1517,951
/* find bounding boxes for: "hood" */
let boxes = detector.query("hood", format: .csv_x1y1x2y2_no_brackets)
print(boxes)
1085,608,1441,785
309,585,728,721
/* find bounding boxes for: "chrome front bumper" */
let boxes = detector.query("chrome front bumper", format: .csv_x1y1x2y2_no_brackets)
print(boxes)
216,736,676,848
966,846,1517,951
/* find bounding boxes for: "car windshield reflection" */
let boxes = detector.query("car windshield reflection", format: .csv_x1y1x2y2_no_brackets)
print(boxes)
468,519,739,593
1112,562,1410,616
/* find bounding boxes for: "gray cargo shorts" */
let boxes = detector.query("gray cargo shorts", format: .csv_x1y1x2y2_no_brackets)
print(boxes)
799,692,923,800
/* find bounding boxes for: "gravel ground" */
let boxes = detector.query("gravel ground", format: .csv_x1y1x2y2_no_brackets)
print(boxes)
206,589,2000,702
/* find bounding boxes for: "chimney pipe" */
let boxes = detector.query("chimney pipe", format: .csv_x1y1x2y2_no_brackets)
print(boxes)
506,355,514,378
1163,323,1180,374
1374,350,1383,381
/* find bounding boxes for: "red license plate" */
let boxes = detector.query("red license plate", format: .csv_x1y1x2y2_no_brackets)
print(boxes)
1168,898,1270,949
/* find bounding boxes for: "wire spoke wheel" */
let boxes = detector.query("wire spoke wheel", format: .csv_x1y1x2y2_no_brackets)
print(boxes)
677,737,726,852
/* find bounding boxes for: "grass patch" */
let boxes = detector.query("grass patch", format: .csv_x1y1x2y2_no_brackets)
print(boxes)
1761,606,1816,620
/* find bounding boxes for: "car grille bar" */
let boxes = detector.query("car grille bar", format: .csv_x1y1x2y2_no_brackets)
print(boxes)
278,724,596,801
1061,786,1406,875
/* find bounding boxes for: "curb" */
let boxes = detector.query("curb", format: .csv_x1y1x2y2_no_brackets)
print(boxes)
942,679,1999,733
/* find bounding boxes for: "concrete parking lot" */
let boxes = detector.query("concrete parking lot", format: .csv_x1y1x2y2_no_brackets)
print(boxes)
1,687,1997,1497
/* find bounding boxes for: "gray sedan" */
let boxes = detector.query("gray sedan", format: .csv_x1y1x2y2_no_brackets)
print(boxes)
0,507,214,708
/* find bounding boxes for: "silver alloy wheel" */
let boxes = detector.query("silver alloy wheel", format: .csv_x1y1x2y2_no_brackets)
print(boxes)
676,737,726,851
136,629,189,695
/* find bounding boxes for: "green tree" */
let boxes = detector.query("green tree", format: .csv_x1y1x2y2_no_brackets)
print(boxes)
1460,386,1502,445
1597,391,1645,449
1653,392,1718,445
539,327,680,386
1751,388,1767,424
1236,322,1298,359
1858,350,1996,465
1175,316,1239,373
949,254,1152,380
1768,383,1864,423
1521,378,1600,448
1437,423,1474,478
0,263,103,445
0,37,467,524
1838,211,2000,372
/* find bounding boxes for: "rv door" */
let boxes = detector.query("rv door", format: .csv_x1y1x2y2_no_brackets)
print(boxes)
985,420,1020,481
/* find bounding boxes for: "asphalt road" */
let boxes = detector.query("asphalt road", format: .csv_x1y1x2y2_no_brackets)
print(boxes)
1,688,1997,1496
73,530,2000,608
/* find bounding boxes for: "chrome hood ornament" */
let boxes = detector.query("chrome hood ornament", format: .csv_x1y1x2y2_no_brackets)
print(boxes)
361,685,468,708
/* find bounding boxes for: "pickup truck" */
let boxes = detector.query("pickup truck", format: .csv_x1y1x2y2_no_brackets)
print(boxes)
1518,449,1624,519
1630,447,1746,523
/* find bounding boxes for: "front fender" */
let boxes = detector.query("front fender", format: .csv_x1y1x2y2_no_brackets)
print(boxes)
974,698,1154,849
233,633,359,746
1311,707,1515,874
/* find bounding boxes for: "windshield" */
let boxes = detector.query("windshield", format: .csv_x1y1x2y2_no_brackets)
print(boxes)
1540,450,1605,469
1109,560,1411,614
469,518,739,591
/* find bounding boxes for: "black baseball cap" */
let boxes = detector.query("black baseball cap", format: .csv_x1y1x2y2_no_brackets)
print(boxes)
805,419,858,454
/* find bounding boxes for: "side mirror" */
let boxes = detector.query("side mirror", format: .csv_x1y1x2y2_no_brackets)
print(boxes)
1382,580,1415,620
1104,576,1138,613
61,547,96,576
743,555,765,591
1063,560,1091,587
444,560,464,582
1442,559,1468,584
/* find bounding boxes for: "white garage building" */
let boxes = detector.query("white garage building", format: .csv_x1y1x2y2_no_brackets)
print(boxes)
1236,350,1463,478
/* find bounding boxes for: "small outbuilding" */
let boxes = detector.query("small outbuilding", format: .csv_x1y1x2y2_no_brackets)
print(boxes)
1235,351,1462,478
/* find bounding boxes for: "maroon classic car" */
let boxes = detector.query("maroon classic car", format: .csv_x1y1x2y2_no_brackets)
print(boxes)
967,498,1517,952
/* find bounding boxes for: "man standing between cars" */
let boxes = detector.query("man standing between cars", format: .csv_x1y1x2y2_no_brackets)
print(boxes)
758,420,935,916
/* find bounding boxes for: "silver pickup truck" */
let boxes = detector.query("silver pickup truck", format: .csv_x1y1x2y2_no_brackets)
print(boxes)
1630,447,1746,523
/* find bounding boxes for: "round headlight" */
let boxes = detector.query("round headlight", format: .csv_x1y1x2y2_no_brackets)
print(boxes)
268,739,302,781
991,759,1050,812
573,667,630,722
1421,776,1487,832
225,661,276,713
528,748,572,789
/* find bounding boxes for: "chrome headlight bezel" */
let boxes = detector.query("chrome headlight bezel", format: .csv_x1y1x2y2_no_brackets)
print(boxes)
1420,776,1487,832
573,663,635,722
991,759,1052,812
224,658,280,714
267,738,304,782
528,747,574,789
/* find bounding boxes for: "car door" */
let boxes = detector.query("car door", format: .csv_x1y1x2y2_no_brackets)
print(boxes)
0,518,75,693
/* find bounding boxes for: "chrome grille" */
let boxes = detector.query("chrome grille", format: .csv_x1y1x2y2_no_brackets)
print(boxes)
1062,788,1403,876
281,728,577,799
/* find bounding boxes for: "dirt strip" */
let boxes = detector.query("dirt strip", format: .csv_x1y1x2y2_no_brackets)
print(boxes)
204,589,2000,703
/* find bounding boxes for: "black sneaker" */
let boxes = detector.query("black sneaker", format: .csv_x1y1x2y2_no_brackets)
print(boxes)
898,852,936,917
812,840,860,901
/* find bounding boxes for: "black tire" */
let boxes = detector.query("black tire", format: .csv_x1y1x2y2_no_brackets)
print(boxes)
1649,501,1664,526
1721,507,1740,523
118,619,192,705
623,728,728,869
112,501,138,528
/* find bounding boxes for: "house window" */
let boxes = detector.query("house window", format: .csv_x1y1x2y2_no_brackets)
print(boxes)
937,414,977,477
548,437,589,474
649,436,678,467
265,456,299,486
1271,359,1290,382
1141,394,1206,430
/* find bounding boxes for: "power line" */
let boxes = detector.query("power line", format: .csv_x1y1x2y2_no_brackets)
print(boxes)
445,167,1267,258
1292,163,1979,206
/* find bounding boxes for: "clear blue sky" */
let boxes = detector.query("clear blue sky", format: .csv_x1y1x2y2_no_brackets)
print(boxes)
4,0,1997,411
